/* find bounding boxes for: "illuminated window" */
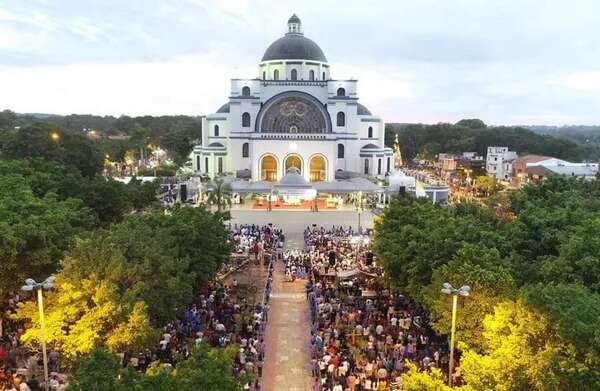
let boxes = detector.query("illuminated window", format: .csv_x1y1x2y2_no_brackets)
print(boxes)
261,155,278,181
309,155,327,182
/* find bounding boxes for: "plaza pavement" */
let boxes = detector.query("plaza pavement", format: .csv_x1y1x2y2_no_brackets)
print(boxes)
230,210,374,241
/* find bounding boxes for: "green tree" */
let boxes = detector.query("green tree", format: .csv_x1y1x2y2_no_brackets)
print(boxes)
206,178,232,213
385,122,587,162
456,119,486,129
374,198,507,299
0,159,158,225
400,362,453,391
12,205,232,361
126,178,159,210
422,245,515,352
0,125,103,177
173,344,245,391
68,345,244,391
523,283,600,359
473,175,497,196
0,109,16,130
460,299,600,391
154,206,233,288
67,349,126,391
0,175,95,294
15,276,156,366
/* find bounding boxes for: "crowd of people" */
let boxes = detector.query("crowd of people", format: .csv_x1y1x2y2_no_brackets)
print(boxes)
121,224,283,390
0,224,283,391
305,226,450,390
1,292,65,391
3,220,456,390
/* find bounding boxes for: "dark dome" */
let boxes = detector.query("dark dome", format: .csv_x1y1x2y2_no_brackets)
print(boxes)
262,34,327,62
288,14,301,24
216,102,230,113
357,103,372,116
361,143,379,150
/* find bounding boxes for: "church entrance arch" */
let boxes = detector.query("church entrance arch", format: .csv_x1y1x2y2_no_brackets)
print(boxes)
260,154,278,182
284,154,303,176
309,154,327,182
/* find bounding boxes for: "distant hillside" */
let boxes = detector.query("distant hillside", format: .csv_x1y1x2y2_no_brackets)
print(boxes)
525,125,600,142
386,120,600,162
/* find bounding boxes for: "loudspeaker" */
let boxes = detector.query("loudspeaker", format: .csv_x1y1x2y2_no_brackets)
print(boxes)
180,184,187,201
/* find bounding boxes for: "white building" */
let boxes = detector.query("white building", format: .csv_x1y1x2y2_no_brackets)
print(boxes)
192,15,393,184
525,158,599,181
486,146,518,180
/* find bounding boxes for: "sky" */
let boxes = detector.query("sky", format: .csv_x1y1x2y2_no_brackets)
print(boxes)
0,0,599,125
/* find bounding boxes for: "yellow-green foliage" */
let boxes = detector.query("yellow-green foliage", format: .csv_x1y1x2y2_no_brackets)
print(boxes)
460,300,599,391
14,276,155,366
400,362,453,391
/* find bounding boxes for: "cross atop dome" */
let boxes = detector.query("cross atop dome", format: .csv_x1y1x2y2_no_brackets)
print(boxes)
287,14,303,35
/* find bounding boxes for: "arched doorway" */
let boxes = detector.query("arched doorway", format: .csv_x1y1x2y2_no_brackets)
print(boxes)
309,155,327,182
284,154,303,176
260,154,278,181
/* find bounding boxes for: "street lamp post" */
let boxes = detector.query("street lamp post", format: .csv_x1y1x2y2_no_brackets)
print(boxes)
22,276,55,391
441,282,470,387
356,191,363,234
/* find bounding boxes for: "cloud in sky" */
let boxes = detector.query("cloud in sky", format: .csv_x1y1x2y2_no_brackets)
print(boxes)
0,0,599,125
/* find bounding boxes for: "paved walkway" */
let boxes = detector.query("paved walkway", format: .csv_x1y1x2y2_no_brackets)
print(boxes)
262,235,312,390
230,210,374,233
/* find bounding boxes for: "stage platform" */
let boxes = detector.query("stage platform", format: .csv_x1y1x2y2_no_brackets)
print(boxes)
251,199,336,210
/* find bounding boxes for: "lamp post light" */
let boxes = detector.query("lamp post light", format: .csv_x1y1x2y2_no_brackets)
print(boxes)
441,282,470,387
356,191,364,234
21,276,55,391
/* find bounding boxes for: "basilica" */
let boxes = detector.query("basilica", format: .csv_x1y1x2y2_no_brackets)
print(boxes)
192,14,393,186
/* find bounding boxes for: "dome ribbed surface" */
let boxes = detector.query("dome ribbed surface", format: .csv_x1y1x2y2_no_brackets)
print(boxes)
357,103,372,115
261,35,327,62
288,14,301,24
216,103,230,113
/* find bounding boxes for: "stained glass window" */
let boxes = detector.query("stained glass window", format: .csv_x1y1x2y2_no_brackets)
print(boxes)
260,96,327,133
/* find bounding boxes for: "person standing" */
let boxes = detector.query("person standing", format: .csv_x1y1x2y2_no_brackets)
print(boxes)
312,377,321,391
